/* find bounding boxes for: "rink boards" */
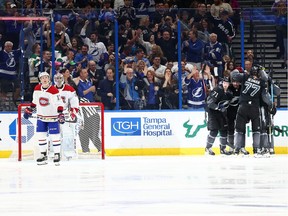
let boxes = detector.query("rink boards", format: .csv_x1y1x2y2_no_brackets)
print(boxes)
0,110,287,158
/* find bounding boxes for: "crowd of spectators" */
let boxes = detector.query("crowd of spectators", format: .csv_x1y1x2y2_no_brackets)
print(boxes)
0,0,285,111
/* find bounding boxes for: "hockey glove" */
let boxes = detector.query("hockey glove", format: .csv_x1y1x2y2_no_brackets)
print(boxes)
218,104,226,112
58,113,65,124
270,105,277,116
24,107,33,119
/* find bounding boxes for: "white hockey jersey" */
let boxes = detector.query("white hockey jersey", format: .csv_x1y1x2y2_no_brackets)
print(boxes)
80,28,108,64
56,84,79,113
32,84,64,121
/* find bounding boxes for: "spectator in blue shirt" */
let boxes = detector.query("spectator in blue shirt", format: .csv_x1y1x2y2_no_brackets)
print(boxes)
182,30,204,70
73,68,96,102
74,44,93,69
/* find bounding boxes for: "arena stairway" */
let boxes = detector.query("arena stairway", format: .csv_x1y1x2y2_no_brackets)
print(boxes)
232,0,287,107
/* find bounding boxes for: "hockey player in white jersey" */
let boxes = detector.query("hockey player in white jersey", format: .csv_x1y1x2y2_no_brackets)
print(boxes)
24,72,64,165
54,73,79,160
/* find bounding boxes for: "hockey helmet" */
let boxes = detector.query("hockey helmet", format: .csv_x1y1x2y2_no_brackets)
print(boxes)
54,73,64,87
250,66,259,76
38,71,50,79
222,76,230,83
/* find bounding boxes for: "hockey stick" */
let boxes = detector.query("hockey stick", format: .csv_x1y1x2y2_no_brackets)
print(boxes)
29,115,78,123
267,62,275,150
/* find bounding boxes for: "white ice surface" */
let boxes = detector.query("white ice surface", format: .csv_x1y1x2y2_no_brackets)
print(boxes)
0,155,287,216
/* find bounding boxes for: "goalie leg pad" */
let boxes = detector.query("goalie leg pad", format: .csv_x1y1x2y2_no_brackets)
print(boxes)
61,123,76,158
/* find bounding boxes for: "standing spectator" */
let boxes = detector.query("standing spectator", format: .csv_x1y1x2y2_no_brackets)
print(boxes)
148,44,167,65
133,48,151,66
160,67,179,109
98,67,116,110
60,15,73,38
210,0,234,18
80,20,108,69
60,50,75,67
73,68,96,102
244,60,253,73
117,0,137,25
200,18,214,38
184,66,207,109
87,60,104,97
59,68,78,91
97,11,114,46
2,3,21,48
148,55,166,83
98,0,116,22
182,30,204,70
135,60,148,78
47,21,72,55
74,44,93,69
0,41,21,102
211,10,235,57
28,43,41,95
141,69,161,110
119,65,142,110
70,37,82,55
155,30,177,62
194,3,209,23
204,33,223,81
138,16,153,42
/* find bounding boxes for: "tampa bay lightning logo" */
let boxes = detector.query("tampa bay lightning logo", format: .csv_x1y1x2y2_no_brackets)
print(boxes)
230,96,240,106
218,100,230,109
192,87,203,98
6,56,16,67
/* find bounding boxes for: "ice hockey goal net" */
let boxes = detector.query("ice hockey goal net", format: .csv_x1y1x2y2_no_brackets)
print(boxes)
17,102,105,161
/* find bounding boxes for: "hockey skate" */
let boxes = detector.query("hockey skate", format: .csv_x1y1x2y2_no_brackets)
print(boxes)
234,147,249,156
220,145,232,155
254,148,264,158
269,148,275,155
205,148,215,156
53,153,61,166
240,148,250,155
262,148,270,158
37,152,48,165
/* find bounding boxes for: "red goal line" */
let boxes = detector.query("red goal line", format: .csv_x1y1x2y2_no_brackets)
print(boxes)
0,16,49,21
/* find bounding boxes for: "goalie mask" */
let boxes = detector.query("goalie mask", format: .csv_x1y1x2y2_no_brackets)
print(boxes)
54,73,64,87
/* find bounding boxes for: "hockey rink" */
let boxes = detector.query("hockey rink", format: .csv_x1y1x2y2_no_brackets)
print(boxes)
0,155,287,216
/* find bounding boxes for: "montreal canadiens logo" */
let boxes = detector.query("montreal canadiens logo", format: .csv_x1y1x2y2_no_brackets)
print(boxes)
39,97,49,106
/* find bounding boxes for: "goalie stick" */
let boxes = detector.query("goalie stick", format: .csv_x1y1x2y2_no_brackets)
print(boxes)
29,115,78,123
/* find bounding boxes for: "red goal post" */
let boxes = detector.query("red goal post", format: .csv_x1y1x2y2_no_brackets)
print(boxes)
17,102,105,161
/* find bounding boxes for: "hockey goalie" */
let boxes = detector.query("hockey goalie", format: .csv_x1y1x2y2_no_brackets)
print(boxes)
53,72,80,160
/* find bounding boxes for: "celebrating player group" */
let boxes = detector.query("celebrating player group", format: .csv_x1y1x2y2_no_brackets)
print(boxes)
205,65,280,157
